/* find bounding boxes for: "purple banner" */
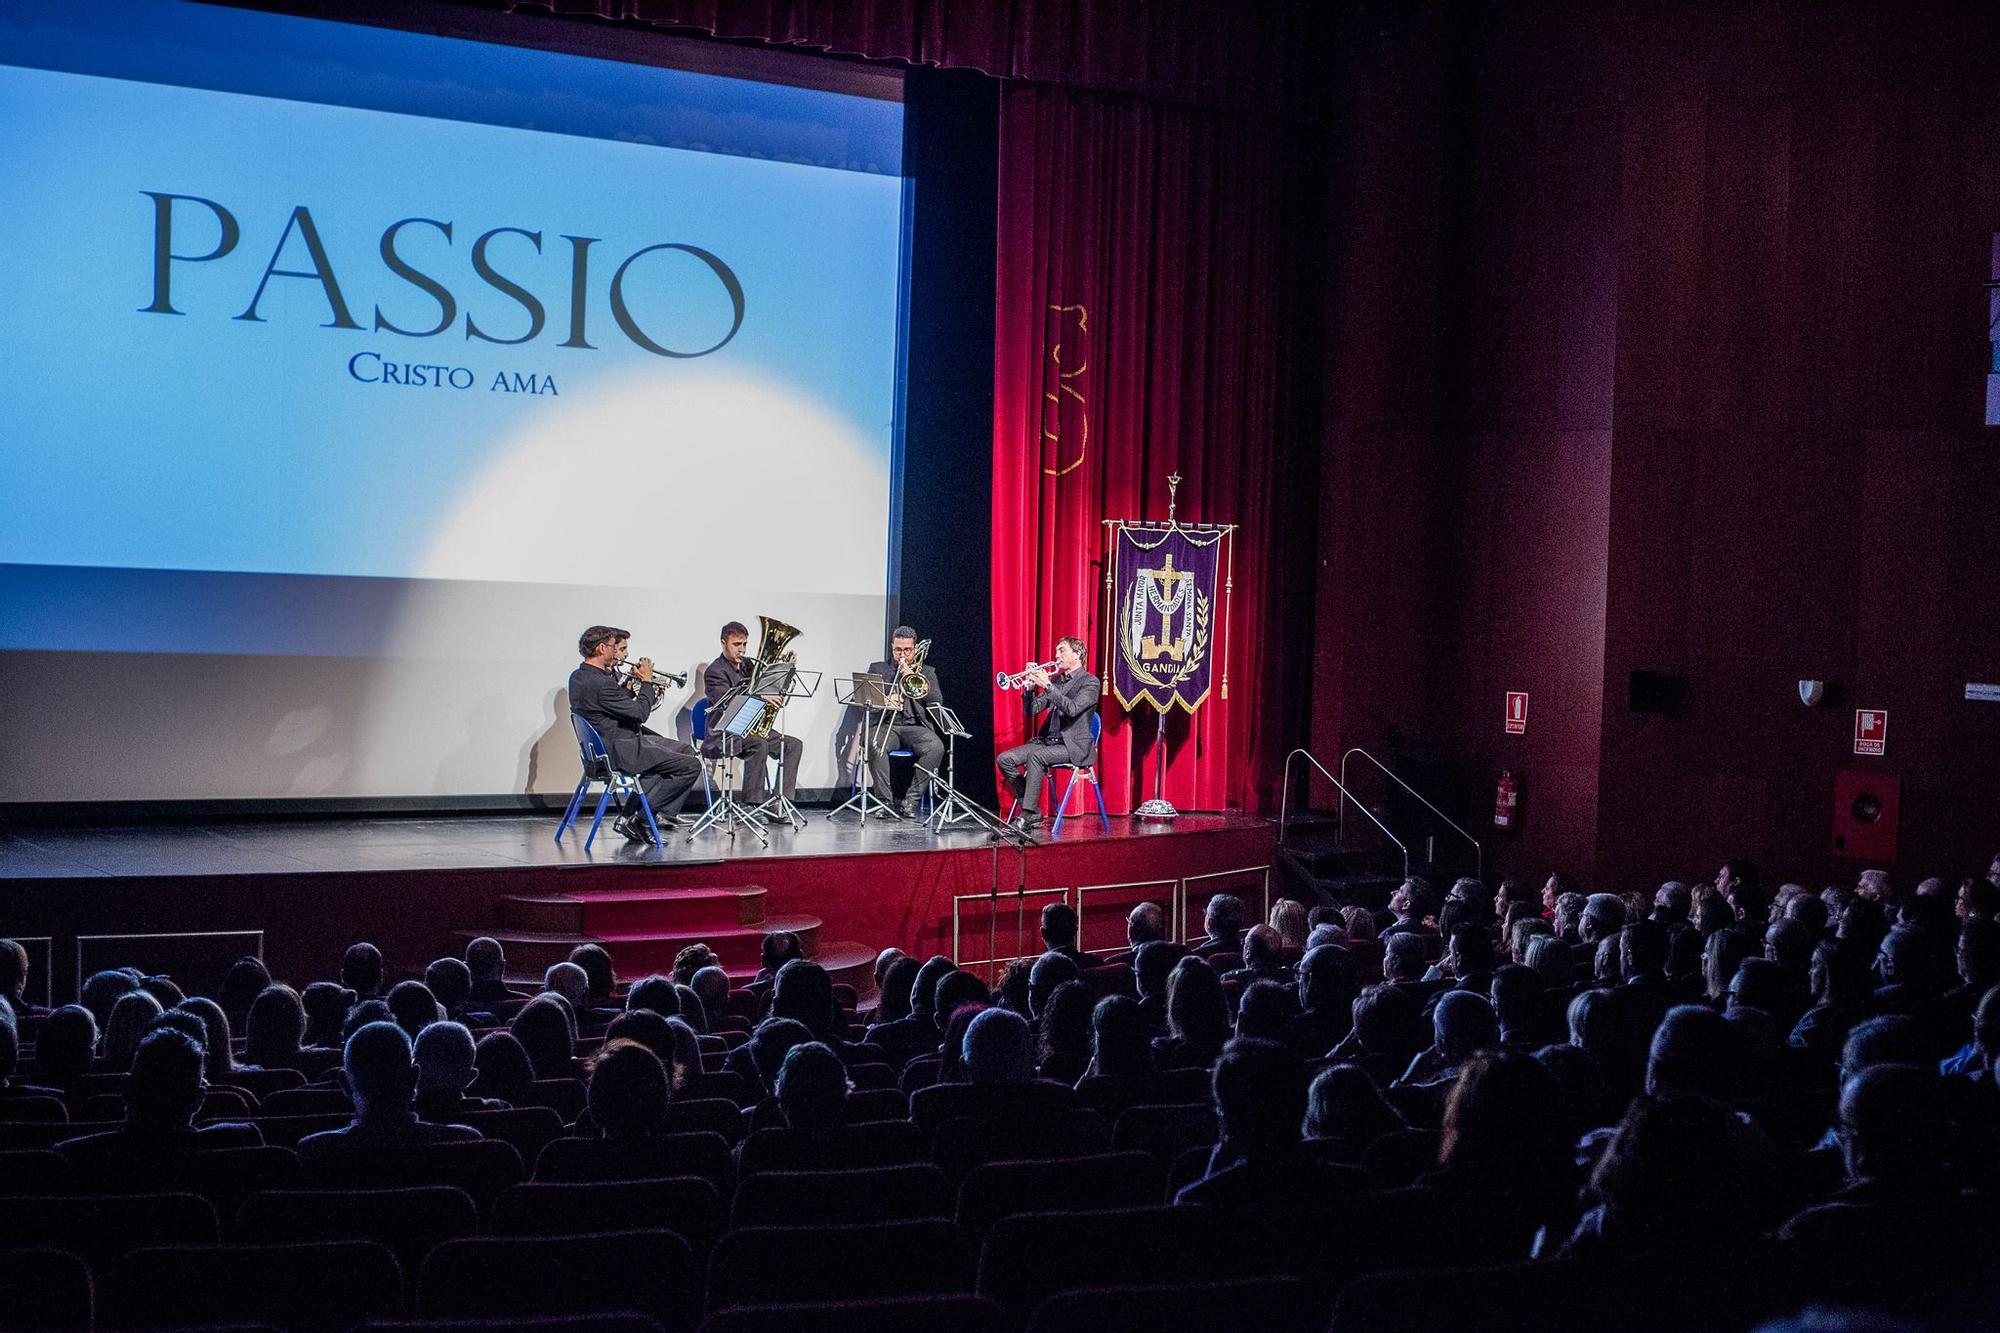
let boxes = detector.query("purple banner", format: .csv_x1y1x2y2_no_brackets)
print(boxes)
1108,523,1223,713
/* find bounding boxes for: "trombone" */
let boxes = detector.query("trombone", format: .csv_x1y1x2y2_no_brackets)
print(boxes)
995,661,1059,690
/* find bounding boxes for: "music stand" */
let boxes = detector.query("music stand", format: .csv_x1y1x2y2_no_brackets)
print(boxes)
828,672,903,820
923,702,979,830
684,682,769,847
748,661,819,832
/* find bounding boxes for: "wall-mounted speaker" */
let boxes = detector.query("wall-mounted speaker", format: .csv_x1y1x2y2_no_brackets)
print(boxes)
1832,769,1900,862
1628,670,1689,714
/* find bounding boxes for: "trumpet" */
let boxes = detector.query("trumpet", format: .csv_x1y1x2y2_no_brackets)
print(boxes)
995,661,1059,690
615,657,688,699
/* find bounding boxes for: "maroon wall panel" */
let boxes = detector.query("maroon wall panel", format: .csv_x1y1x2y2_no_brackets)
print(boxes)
1316,2,2000,892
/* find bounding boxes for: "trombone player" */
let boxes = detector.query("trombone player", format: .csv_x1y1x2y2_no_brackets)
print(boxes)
866,625,945,819
704,620,802,807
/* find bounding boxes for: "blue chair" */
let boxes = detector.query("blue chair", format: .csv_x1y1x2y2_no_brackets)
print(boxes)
553,714,662,851
1005,714,1111,835
839,737,929,818
690,697,719,810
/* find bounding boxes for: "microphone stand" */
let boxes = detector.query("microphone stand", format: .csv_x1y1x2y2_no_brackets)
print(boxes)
913,764,1029,848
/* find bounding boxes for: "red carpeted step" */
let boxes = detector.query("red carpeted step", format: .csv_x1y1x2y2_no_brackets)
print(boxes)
592,913,823,976
812,941,880,1002
499,885,769,936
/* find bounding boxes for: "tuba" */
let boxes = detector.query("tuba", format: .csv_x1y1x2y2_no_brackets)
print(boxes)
745,615,802,739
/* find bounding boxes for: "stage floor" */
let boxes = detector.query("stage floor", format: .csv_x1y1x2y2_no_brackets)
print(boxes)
0,809,1258,880
0,809,1279,1007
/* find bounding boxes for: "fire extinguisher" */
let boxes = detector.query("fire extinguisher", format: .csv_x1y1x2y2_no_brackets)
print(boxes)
1494,769,1519,830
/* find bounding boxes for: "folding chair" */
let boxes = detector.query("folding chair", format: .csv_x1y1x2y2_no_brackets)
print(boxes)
553,713,662,850
1005,713,1110,835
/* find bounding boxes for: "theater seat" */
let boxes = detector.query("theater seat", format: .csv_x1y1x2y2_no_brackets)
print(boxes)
706,1218,974,1312
697,1292,1000,1333
1112,1103,1219,1167
933,1108,1111,1182
0,1148,73,1194
954,1152,1164,1238
301,1139,524,1209
0,1248,92,1331
976,1204,1227,1323
0,1093,67,1122
492,1177,726,1257
454,1106,566,1164
362,1317,663,1333
234,1186,479,1277
418,1229,695,1330
842,1087,909,1123
735,1119,929,1177
103,1239,402,1331
730,1163,952,1228
666,1097,745,1144
1028,1277,1320,1333
0,1191,219,1266
533,1130,734,1198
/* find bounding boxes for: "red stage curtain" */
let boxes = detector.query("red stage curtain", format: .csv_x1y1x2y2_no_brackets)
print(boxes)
990,84,1307,815
467,0,1297,110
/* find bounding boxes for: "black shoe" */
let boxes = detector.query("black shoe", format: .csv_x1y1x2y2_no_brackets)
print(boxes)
615,814,657,845
898,796,922,819
1013,811,1043,832
872,803,901,820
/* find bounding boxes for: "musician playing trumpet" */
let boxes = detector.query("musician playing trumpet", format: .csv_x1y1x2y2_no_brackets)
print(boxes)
704,620,803,807
997,635,1100,831
866,625,946,819
568,625,703,845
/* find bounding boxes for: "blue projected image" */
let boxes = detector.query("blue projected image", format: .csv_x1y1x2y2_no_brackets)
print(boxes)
0,5,905,590
0,1,911,801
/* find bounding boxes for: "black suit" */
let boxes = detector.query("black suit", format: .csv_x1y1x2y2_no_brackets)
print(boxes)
703,654,802,803
997,668,1100,814
567,662,702,820
864,658,945,805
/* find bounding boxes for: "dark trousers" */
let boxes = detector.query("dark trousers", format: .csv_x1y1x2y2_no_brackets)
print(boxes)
997,741,1071,814
631,737,702,818
869,721,944,801
707,731,802,803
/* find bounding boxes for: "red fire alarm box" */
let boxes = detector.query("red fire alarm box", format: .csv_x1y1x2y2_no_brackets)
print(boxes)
1832,769,1900,862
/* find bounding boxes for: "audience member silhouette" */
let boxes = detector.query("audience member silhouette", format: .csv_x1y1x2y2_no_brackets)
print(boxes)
424,957,476,1022
101,989,164,1071
509,996,577,1081
469,1030,536,1105
59,1027,261,1183
1039,902,1095,971
243,983,317,1072
386,979,445,1041
1154,957,1230,1072
1037,979,1093,1085
298,1021,481,1166
413,1020,506,1121
341,942,385,1001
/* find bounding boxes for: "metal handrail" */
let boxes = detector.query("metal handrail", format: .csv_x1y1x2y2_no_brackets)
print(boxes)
1278,748,1409,881
1338,746,1482,881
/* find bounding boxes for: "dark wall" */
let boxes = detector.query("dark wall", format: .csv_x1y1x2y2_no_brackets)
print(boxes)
1318,1,2000,890
898,68,999,760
